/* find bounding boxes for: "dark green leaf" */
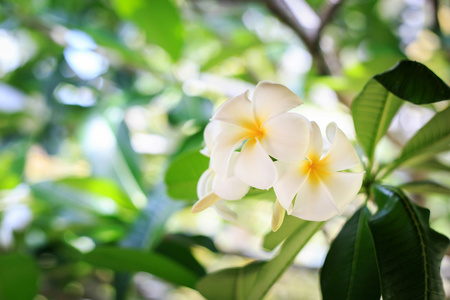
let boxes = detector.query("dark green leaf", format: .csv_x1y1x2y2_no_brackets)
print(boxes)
320,207,380,300
0,253,39,300
352,79,403,163
197,220,324,300
155,235,206,277
84,246,199,288
165,148,209,200
112,0,183,60
369,185,449,300
399,180,450,195
374,60,450,104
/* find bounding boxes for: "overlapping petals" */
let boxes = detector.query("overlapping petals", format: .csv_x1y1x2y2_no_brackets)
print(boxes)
274,122,364,221
211,81,310,189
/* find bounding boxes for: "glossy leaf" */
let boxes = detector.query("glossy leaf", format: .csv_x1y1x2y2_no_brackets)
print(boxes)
84,246,199,288
197,221,324,300
320,207,380,300
399,180,450,195
165,148,209,200
0,253,39,300
369,185,449,300
352,79,403,163
374,60,450,104
112,0,183,60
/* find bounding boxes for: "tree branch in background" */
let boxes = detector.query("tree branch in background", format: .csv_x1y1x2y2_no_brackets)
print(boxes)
265,0,344,76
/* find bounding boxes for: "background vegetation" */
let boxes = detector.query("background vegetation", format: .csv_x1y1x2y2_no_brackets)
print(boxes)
0,0,449,299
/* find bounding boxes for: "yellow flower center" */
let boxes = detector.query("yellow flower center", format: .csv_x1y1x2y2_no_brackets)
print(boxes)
252,126,265,141
300,157,331,186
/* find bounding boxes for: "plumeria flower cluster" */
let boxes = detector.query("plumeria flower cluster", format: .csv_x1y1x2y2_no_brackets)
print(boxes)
192,81,364,231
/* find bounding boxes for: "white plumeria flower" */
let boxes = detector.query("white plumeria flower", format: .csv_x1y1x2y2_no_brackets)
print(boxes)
192,159,249,221
274,121,364,221
210,81,310,190
192,122,249,220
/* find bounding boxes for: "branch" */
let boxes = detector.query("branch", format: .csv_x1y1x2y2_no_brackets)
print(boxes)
264,0,315,52
264,0,344,75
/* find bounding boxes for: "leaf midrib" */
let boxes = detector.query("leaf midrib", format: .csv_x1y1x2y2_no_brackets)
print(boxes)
346,209,365,300
398,192,428,299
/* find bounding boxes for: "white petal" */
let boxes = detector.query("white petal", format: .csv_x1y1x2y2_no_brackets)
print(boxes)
290,179,340,221
197,169,214,199
234,139,277,189
322,123,361,171
210,123,250,176
272,200,286,232
214,200,238,221
191,193,221,213
274,161,306,212
213,173,250,200
322,171,364,210
308,121,323,160
260,113,310,161
202,121,221,156
212,91,256,128
252,81,303,124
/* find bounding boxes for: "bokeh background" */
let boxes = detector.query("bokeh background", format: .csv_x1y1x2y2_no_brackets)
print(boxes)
0,0,449,299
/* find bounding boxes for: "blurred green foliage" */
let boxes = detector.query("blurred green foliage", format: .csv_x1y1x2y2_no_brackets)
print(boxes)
0,0,449,299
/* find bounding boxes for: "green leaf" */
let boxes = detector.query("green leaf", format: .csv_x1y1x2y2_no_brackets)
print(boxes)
112,0,183,60
374,60,450,104
155,235,206,277
262,215,306,251
320,207,380,300
165,148,209,200
84,246,199,288
58,177,136,210
394,106,450,168
399,180,450,195
0,253,39,300
197,221,324,300
352,79,403,163
369,185,449,300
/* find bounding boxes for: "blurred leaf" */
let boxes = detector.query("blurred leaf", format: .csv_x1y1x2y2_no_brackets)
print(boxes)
0,253,39,300
369,185,449,300
30,181,131,217
112,0,183,60
385,106,450,173
155,234,206,277
161,233,219,253
165,148,209,200
84,246,199,288
262,215,305,251
168,97,213,126
83,27,148,68
114,185,183,300
0,140,29,189
374,60,450,104
320,207,380,300
197,221,324,300
399,180,450,195
413,158,450,172
58,177,136,210
80,117,147,208
352,79,403,163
